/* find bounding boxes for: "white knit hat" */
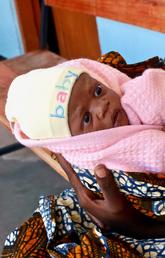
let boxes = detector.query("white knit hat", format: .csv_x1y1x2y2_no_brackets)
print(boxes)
5,66,84,139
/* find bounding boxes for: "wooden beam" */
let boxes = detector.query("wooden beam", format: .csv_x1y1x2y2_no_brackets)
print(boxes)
52,7,100,59
14,0,41,52
45,0,95,15
45,0,165,33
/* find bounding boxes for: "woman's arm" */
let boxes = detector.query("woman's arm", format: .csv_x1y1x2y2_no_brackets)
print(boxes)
56,154,165,239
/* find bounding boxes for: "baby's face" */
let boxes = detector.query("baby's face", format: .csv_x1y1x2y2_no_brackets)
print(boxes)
68,73,129,136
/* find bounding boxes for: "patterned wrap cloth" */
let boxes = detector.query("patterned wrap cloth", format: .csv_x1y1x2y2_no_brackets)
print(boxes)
2,52,165,258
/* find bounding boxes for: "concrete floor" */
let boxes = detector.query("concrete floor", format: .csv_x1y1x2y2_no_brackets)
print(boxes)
0,124,70,254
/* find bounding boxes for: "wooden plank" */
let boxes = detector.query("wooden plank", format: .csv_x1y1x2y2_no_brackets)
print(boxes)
0,50,68,180
14,0,41,51
3,50,66,75
96,0,165,33
46,0,165,33
14,0,100,59
52,7,100,59
32,148,68,180
0,64,16,128
45,0,95,15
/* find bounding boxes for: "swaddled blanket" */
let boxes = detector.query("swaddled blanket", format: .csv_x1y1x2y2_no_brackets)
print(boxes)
9,58,165,174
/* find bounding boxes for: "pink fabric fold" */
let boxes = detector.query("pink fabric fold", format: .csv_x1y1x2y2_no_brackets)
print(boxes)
11,59,165,174
14,122,163,173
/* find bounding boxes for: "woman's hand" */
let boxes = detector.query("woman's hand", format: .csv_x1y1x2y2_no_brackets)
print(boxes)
56,154,165,239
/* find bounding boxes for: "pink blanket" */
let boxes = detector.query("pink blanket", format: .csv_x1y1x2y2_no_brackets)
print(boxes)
12,59,165,174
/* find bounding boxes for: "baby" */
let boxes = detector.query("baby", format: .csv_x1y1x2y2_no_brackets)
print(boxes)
5,58,165,174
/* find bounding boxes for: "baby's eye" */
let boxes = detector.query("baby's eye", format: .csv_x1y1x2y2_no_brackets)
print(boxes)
95,84,102,97
83,112,91,126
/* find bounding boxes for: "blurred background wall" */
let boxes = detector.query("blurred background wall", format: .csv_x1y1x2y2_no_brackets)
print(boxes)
0,0,23,58
97,17,165,63
0,0,165,62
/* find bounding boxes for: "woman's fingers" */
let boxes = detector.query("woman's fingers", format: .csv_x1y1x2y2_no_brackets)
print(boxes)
55,153,75,177
56,153,82,189
56,156,126,218
94,165,126,212
87,211,104,228
55,154,96,199
56,153,80,185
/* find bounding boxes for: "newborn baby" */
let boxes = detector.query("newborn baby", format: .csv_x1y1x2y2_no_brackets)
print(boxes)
5,58,165,173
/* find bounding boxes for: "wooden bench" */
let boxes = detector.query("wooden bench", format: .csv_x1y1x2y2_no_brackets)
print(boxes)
0,0,165,181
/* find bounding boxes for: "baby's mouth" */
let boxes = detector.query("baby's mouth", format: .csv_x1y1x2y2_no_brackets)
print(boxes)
112,110,120,127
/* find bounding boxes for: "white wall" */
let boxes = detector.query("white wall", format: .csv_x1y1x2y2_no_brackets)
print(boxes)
97,17,165,63
0,0,24,58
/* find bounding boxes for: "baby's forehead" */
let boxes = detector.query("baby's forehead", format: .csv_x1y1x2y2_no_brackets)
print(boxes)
78,72,95,80
69,73,96,113
74,72,98,87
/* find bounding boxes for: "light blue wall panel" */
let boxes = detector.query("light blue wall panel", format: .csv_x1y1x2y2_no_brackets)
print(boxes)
97,17,165,64
0,0,24,58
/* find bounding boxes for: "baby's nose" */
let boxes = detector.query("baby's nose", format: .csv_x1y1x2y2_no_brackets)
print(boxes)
94,100,109,119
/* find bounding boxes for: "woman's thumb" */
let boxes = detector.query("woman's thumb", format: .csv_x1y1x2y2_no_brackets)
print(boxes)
94,165,113,191
94,164,121,202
